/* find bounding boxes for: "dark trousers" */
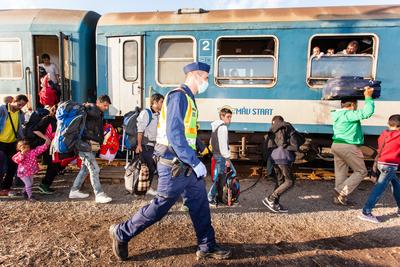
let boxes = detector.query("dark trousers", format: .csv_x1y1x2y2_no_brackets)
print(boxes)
41,150,64,187
142,145,156,184
0,141,17,190
270,164,295,202
116,161,216,252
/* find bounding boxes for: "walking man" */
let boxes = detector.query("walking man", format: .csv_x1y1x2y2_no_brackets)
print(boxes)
331,87,374,205
109,62,231,261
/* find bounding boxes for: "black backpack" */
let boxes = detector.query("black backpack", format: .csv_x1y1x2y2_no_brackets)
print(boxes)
122,107,152,150
23,108,50,147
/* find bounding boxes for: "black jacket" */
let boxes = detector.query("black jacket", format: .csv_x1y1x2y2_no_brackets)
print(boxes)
82,104,104,144
262,121,298,165
31,115,57,148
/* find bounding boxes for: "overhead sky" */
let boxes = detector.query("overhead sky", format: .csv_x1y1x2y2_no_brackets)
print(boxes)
1,0,400,14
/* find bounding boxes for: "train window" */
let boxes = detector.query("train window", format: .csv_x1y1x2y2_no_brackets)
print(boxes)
0,39,22,79
307,34,378,87
215,36,278,87
157,37,195,86
123,41,138,81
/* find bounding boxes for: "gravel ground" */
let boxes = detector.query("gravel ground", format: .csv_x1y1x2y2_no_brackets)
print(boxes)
1,171,400,267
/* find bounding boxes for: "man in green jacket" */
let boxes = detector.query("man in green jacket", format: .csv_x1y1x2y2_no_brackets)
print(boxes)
331,87,374,205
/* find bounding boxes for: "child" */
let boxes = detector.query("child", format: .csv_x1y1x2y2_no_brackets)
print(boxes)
208,108,236,206
358,114,400,223
12,139,50,201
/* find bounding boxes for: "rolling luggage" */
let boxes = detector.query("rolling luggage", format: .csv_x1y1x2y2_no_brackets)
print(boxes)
322,76,381,100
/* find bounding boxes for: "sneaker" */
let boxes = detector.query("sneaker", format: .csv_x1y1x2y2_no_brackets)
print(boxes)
69,190,90,199
0,189,10,197
95,192,112,204
262,197,280,213
146,188,157,196
209,200,217,207
109,224,128,261
276,204,288,213
333,194,349,206
358,213,380,224
38,184,55,195
196,245,231,260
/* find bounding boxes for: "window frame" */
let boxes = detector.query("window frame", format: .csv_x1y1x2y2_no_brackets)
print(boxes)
214,35,279,88
0,37,23,80
306,33,379,88
155,35,197,87
122,40,139,82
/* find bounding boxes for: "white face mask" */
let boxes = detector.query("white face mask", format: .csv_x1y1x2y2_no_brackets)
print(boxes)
197,79,209,94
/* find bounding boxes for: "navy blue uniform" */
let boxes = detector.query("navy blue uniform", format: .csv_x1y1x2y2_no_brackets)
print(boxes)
115,84,216,253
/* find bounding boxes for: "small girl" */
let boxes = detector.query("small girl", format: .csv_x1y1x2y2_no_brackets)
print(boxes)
12,139,50,201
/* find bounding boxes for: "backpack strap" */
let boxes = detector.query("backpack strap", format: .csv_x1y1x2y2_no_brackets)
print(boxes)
145,108,152,127
7,104,18,140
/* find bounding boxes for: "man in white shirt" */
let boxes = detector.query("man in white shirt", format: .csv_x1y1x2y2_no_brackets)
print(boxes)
136,93,164,195
39,54,59,84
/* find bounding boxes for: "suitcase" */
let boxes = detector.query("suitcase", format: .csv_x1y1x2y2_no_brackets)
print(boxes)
322,76,381,100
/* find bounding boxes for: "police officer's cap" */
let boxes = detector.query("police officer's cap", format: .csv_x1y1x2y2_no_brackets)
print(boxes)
183,61,210,74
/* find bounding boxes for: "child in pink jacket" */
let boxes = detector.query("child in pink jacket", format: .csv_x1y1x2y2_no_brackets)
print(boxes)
12,139,50,201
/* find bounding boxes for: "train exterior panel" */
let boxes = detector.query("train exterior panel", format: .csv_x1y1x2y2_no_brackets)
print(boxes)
0,9,100,108
97,6,400,136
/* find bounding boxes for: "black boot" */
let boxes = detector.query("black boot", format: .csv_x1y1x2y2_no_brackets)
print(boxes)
109,224,129,260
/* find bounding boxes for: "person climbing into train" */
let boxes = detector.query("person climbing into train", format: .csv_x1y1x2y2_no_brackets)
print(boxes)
331,87,374,206
109,61,231,261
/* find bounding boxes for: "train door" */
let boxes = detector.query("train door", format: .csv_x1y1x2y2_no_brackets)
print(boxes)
107,36,143,116
33,33,71,107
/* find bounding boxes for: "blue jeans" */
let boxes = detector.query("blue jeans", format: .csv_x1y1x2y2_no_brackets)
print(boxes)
116,161,216,252
363,164,400,214
208,155,236,202
71,151,103,195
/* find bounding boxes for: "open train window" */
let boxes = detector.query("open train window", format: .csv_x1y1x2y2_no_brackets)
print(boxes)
215,36,278,87
307,34,378,88
123,40,138,81
156,36,196,86
0,38,22,79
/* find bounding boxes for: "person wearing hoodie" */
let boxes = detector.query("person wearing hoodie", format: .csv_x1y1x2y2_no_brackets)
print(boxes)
262,116,301,213
358,114,400,223
331,87,374,206
208,108,236,206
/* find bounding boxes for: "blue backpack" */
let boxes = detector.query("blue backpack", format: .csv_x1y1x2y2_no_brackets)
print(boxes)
53,101,88,154
122,107,152,150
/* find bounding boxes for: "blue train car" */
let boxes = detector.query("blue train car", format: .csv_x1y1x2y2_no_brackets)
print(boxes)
96,5,400,158
0,9,100,108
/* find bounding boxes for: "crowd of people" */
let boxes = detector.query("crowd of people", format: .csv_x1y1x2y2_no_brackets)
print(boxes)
312,40,361,58
0,60,399,261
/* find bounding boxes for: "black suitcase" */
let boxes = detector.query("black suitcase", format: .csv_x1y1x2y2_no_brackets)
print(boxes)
322,76,381,100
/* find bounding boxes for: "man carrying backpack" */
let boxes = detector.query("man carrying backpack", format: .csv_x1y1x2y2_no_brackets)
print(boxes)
208,107,236,206
262,116,304,213
69,95,113,204
135,93,164,196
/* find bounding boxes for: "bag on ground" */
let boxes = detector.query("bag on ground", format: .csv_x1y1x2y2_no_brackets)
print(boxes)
217,168,240,206
122,107,152,150
322,76,381,100
124,156,150,195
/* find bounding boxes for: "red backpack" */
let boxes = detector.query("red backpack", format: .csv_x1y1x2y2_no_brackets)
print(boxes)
100,123,120,162
39,75,58,106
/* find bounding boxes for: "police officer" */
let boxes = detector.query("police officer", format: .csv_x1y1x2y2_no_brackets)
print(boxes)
109,62,231,261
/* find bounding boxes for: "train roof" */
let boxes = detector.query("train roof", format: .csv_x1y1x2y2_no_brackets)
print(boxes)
0,9,100,32
98,5,400,26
